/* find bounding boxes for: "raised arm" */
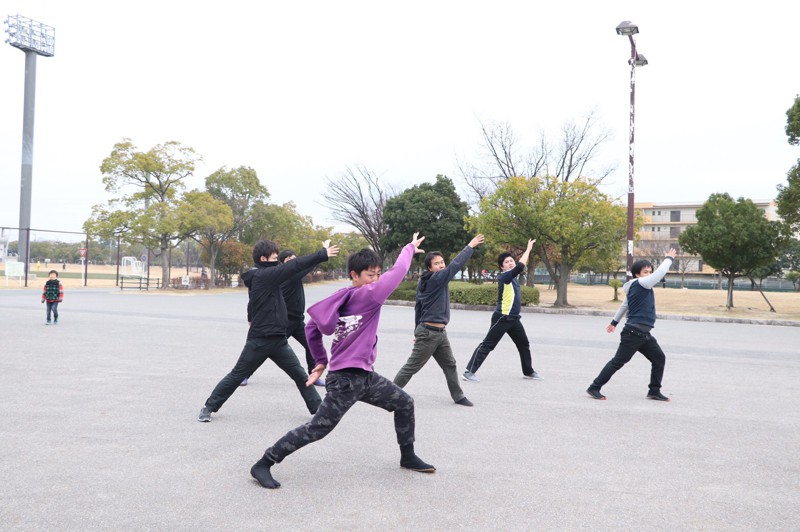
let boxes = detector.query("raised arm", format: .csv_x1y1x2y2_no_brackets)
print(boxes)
363,233,425,304
638,248,677,289
519,238,535,267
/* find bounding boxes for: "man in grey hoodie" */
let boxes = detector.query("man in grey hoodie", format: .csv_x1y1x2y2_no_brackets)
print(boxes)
393,234,484,406
586,247,677,401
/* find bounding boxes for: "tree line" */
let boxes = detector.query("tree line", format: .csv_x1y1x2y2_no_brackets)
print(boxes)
81,100,800,308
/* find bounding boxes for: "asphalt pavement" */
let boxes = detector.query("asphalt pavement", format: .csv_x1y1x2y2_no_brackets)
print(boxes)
1,281,798,531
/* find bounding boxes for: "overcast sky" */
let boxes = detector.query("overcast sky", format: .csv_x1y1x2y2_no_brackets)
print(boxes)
2,1,799,243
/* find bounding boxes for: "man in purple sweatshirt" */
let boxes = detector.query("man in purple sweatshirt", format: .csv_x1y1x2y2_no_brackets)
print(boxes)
250,233,436,489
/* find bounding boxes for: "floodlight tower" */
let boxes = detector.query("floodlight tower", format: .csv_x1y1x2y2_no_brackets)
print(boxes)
3,14,55,285
615,20,647,279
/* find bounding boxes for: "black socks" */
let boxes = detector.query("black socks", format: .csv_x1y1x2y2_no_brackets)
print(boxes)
399,444,436,473
250,455,280,489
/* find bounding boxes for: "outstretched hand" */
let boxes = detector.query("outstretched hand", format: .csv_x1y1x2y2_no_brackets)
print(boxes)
469,234,485,248
323,240,340,258
526,238,536,251
306,364,326,387
666,247,678,259
410,232,426,254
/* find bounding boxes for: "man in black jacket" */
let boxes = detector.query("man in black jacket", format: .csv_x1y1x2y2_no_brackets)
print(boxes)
197,239,339,422
393,234,484,406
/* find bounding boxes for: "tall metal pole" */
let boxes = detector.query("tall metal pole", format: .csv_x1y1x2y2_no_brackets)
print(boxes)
626,39,637,279
19,50,37,286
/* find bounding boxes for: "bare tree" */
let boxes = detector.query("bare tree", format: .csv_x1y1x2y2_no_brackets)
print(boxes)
460,110,614,207
320,165,396,258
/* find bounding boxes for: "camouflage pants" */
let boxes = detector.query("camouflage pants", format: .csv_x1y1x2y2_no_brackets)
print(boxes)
266,369,415,463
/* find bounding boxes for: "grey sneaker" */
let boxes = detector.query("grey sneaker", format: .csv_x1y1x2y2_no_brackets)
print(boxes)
462,371,480,383
523,371,544,380
197,406,212,422
455,397,474,407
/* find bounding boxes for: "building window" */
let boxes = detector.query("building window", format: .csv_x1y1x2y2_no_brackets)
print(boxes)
670,226,680,238
670,210,681,222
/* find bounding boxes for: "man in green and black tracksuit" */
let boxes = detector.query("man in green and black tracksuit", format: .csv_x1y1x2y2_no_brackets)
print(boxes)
393,234,484,406
463,238,542,382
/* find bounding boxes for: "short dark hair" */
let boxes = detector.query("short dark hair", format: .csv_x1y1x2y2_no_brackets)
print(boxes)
48,269,58,276
497,252,513,269
347,248,383,277
278,250,296,263
252,240,280,263
631,259,653,277
424,252,444,270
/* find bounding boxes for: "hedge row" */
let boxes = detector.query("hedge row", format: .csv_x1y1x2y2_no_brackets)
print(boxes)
389,280,540,306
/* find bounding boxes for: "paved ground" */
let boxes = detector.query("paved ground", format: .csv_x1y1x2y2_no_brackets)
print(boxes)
1,281,798,531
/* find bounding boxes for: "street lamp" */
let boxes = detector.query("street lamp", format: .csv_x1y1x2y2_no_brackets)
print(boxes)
3,14,55,286
616,20,647,279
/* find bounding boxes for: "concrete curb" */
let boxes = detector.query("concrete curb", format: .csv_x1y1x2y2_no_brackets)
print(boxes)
384,299,800,327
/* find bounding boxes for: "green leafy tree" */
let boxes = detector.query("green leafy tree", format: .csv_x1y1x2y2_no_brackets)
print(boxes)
679,193,782,310
179,191,234,288
87,139,201,287
786,94,800,146
777,96,800,235
382,175,470,268
205,166,269,242
470,175,627,307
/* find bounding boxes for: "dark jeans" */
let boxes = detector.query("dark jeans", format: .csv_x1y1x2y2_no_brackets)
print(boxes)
393,324,465,402
266,370,415,463
465,312,534,376
590,325,666,393
46,301,59,321
204,336,321,414
287,319,314,374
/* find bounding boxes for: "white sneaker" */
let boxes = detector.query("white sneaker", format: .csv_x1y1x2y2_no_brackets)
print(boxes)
462,371,480,383
523,371,544,380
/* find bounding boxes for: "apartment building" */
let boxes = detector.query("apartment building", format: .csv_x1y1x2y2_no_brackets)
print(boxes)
635,200,778,274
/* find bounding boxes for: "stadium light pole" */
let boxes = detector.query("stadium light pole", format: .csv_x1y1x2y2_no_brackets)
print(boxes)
616,20,647,279
3,14,55,286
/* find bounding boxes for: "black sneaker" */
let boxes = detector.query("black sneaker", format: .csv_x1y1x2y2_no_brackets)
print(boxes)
455,397,474,407
586,388,606,400
647,391,670,402
197,406,212,422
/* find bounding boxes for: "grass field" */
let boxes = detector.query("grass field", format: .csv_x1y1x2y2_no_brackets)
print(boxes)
3,264,799,322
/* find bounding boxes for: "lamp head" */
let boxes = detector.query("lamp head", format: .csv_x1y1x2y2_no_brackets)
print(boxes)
616,20,639,36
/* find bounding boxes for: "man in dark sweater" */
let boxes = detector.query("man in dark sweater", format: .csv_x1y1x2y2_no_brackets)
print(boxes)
586,247,677,401
197,239,339,422
393,234,484,406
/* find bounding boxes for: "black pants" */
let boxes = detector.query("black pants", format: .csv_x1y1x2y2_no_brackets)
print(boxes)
204,336,322,414
266,370,415,463
287,319,314,374
465,312,534,376
590,325,666,393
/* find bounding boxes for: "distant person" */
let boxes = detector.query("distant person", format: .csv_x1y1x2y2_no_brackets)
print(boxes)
463,238,542,383
250,234,435,489
62,262,66,271
586,248,677,401
197,239,339,422
393,234,484,407
41,270,63,325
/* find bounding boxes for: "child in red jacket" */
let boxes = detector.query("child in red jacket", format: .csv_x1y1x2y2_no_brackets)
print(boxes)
42,270,64,325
